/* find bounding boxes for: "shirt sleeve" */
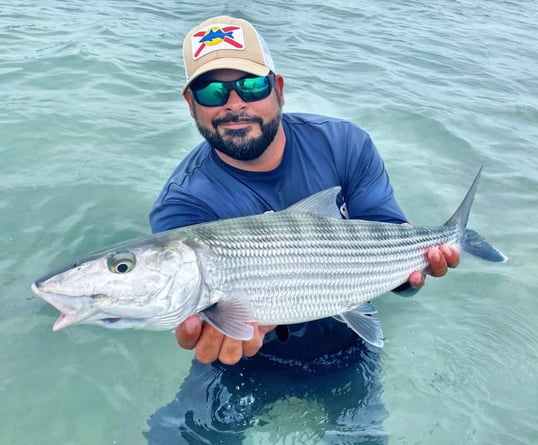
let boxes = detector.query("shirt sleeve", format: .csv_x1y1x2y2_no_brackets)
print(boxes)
341,125,407,224
149,184,218,233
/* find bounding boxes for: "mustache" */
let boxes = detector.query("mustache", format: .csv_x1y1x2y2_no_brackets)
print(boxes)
213,113,263,127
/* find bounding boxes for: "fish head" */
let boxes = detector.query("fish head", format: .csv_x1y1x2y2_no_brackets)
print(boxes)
32,238,202,331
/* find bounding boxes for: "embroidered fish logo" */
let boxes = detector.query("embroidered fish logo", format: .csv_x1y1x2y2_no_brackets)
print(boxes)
199,29,236,44
192,25,244,59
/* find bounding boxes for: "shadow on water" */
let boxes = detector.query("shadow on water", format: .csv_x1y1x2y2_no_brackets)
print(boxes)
144,338,387,445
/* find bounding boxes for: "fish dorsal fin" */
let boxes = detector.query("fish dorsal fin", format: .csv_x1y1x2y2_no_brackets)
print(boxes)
199,291,256,341
336,302,384,348
285,187,342,218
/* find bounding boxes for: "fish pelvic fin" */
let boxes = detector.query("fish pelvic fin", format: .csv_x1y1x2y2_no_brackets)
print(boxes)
445,167,507,263
199,292,256,341
337,303,384,348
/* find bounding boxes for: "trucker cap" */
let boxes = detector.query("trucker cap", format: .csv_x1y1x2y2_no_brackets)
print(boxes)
182,16,276,93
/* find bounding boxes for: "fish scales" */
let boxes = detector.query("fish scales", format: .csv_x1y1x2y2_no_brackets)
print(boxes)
182,212,460,324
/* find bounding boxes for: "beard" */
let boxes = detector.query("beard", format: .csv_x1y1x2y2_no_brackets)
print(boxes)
195,107,282,161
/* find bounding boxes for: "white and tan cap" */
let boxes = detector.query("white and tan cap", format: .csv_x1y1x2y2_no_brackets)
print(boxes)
182,16,275,93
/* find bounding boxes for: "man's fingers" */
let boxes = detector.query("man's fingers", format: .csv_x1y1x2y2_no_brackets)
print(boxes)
427,246,448,277
195,324,226,364
242,324,264,358
408,270,425,288
441,244,460,269
422,244,460,279
218,336,245,365
175,315,202,350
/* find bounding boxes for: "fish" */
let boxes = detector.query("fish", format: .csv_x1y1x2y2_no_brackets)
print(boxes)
199,29,235,43
31,168,506,347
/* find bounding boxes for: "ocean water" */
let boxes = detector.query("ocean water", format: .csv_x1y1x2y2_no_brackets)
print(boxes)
1,1,537,444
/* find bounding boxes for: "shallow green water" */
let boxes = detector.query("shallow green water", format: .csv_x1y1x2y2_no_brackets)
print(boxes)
1,1,537,444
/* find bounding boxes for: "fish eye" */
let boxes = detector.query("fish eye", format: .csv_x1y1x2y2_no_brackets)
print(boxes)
107,251,136,274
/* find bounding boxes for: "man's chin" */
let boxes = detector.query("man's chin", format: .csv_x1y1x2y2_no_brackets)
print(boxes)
221,127,255,139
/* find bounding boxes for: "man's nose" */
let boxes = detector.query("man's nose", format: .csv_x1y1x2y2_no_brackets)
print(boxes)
225,89,247,109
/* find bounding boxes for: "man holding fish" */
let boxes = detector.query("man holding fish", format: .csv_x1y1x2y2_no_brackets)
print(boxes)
149,15,459,366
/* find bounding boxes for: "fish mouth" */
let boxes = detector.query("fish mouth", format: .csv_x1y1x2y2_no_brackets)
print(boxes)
31,283,97,331
32,274,178,331
53,312,81,331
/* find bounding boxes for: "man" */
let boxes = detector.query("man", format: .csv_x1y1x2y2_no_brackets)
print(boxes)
145,15,459,443
149,15,459,366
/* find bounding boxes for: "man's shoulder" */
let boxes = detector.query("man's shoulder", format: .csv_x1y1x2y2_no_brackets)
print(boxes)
282,113,368,140
281,112,371,161
172,141,213,177
151,142,219,211
284,111,341,123
283,112,361,128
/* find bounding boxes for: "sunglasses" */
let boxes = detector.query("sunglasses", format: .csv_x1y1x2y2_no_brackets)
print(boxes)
190,74,275,107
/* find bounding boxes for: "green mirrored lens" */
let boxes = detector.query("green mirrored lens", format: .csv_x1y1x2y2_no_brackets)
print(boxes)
194,83,230,107
236,77,270,101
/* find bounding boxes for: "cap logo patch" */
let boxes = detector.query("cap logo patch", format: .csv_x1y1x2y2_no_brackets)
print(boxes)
192,25,245,60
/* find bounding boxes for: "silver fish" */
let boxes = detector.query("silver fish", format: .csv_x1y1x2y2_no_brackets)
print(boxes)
31,168,506,347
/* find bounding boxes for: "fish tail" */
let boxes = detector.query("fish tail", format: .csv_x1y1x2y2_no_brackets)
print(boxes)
445,167,507,263
462,229,507,262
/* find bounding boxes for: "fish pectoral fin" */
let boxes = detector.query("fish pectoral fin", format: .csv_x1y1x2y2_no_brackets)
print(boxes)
339,304,384,348
199,294,256,341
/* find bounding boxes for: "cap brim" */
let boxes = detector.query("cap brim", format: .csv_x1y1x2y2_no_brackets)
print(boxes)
182,58,271,93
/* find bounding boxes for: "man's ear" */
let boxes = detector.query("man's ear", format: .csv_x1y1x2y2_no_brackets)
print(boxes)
274,74,285,107
183,90,196,118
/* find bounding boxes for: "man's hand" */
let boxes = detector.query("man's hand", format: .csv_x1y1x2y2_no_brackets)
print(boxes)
175,316,275,365
408,244,460,288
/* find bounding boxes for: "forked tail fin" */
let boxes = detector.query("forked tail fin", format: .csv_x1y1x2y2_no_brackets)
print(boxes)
445,167,507,263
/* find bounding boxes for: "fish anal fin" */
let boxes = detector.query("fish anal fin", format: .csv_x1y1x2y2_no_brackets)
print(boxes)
339,303,384,348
